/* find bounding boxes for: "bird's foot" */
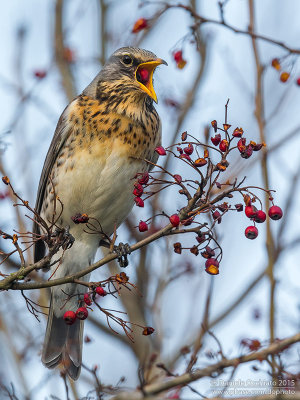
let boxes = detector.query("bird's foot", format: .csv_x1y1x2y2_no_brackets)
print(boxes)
53,226,75,250
114,242,131,268
99,239,131,267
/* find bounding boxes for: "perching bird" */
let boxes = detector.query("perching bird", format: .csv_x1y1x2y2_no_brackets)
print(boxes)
34,47,166,380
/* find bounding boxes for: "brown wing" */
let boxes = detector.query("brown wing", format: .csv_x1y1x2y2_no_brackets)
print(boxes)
33,102,74,262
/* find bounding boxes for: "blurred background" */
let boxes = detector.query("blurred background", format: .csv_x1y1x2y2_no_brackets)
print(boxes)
0,0,299,399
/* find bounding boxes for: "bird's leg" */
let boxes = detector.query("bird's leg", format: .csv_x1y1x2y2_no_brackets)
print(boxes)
52,226,75,250
99,239,131,268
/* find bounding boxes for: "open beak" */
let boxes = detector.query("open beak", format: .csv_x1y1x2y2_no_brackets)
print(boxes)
135,58,167,103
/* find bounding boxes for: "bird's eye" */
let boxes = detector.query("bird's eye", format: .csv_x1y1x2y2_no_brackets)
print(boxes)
122,55,133,65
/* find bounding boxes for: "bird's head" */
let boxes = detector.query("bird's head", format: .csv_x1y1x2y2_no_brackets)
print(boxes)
88,47,167,104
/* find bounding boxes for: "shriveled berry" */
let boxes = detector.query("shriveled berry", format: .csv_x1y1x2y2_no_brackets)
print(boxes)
212,210,222,223
179,154,191,161
211,134,221,146
138,172,149,185
196,232,206,244
194,158,207,167
240,145,253,159
96,286,107,297
169,214,180,227
219,139,229,152
142,326,155,335
139,220,148,232
184,143,193,155
245,226,258,239
134,197,144,207
84,293,92,306
211,120,218,132
173,242,182,254
63,311,76,325
181,131,187,141
237,138,246,153
205,258,219,275
232,127,243,137
155,146,166,156
76,307,88,320
254,210,266,223
34,70,47,79
235,203,243,212
268,205,283,220
71,213,89,224
174,174,182,183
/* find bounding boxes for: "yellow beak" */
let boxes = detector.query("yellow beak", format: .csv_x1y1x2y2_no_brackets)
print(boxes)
135,58,167,103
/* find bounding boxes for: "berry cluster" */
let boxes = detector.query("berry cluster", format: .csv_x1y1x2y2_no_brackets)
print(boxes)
172,50,187,69
271,57,300,85
63,286,107,326
132,113,283,277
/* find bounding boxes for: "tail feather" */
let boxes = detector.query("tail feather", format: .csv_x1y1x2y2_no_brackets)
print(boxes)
42,294,83,380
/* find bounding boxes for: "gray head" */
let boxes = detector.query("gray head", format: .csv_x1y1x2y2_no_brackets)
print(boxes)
84,47,167,103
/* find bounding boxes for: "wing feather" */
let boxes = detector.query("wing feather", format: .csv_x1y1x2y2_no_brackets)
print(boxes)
33,102,74,262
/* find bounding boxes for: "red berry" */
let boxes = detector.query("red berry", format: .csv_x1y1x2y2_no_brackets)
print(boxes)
63,311,76,325
240,145,253,159
219,139,229,152
95,286,107,297
34,70,47,79
194,158,207,167
245,205,256,218
254,210,266,223
173,50,183,63
232,127,243,137
245,226,258,239
268,205,283,220
212,210,222,223
205,258,219,275
139,220,148,232
211,134,221,146
134,197,144,207
179,154,191,161
133,183,143,197
132,18,148,33
297,77,300,86
76,307,89,320
174,174,182,183
138,172,149,185
184,143,194,155
237,138,246,153
169,214,180,227
155,146,166,156
83,293,92,306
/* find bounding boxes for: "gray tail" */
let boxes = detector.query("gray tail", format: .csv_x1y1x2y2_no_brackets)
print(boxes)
42,295,83,380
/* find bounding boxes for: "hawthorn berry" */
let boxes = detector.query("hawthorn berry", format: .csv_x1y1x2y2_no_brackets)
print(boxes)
240,145,253,159
134,197,144,207
296,77,300,86
280,71,290,82
184,143,194,155
83,293,92,306
34,70,47,79
237,138,246,153
139,220,148,232
76,307,89,320
245,226,258,239
194,158,207,167
142,326,155,336
205,258,219,275
155,146,166,156
169,214,180,227
96,286,107,297
211,134,221,146
271,58,281,70
232,127,243,137
174,174,182,183
245,205,256,218
132,18,148,33
138,172,149,185
196,232,206,244
212,210,222,223
173,242,182,254
71,213,89,224
235,203,243,212
268,205,283,220
63,311,76,325
133,183,143,197
219,139,228,152
254,210,266,223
